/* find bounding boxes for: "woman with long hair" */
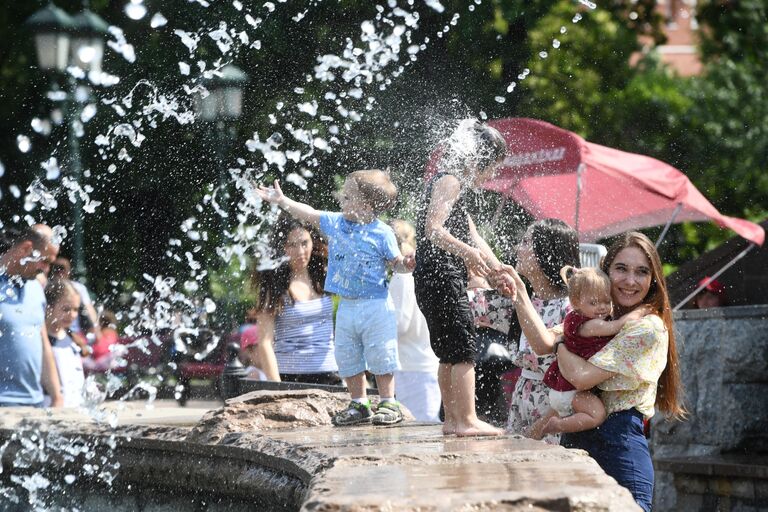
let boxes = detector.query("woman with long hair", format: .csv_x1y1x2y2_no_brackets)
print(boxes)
500,231,684,511
252,214,339,384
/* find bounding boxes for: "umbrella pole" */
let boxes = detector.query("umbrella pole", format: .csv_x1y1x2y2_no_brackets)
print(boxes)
655,203,684,248
672,243,756,311
574,163,585,234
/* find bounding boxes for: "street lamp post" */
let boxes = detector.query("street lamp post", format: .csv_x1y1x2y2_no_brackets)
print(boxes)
194,65,249,236
193,64,248,332
25,3,108,283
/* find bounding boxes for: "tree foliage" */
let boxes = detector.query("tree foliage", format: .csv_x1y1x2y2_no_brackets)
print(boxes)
0,0,763,307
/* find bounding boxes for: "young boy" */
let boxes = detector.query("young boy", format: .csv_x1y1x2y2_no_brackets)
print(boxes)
256,170,415,426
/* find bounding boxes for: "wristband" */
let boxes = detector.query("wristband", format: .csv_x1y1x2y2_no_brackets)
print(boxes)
553,340,565,357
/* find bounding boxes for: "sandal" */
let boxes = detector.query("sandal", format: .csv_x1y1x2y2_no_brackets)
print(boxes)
332,401,373,426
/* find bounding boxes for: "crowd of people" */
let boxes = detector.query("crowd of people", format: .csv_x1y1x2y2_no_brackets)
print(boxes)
2,119,699,510
0,225,120,409
250,119,686,510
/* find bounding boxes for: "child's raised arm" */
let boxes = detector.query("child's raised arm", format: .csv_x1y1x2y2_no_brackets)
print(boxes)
578,305,653,338
256,180,321,228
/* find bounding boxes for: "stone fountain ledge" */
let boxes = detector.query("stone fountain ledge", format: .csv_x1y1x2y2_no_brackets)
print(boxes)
0,390,639,511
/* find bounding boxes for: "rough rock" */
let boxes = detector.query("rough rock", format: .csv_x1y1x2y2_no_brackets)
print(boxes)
187,389,414,443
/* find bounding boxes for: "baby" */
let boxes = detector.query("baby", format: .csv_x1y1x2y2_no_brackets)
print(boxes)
532,265,648,439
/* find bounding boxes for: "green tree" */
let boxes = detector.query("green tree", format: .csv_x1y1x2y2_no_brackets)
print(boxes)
681,0,768,220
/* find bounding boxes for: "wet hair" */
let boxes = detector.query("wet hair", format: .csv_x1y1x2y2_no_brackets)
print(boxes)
0,227,48,254
44,278,78,308
528,219,580,292
601,231,685,419
441,119,507,176
349,169,398,216
560,265,611,305
252,214,328,316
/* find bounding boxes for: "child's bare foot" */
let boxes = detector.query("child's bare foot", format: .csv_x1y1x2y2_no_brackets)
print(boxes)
455,419,503,437
541,416,564,437
442,420,457,435
525,417,549,440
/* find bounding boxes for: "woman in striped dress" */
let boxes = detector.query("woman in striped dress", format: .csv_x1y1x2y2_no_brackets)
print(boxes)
253,214,340,384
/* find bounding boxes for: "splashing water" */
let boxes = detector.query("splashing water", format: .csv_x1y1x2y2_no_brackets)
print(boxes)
1,0,604,507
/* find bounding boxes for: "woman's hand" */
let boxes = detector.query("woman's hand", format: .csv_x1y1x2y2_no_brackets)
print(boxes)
488,268,516,299
494,264,526,300
462,247,491,277
256,179,285,206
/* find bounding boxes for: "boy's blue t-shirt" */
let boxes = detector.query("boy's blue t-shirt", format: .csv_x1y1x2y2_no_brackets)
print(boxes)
319,212,400,299
0,277,47,405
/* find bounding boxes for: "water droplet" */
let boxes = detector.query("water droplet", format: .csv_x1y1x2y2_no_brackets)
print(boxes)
572,13,583,23
506,82,516,93
150,12,168,28
16,135,31,153
552,39,561,49
494,96,506,103
560,26,567,34
539,51,548,59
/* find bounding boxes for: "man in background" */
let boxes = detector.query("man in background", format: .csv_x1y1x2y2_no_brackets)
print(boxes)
0,226,63,407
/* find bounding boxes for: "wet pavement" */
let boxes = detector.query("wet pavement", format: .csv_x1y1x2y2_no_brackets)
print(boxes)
272,423,638,511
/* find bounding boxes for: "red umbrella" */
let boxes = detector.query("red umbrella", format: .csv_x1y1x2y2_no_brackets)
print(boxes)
440,118,764,245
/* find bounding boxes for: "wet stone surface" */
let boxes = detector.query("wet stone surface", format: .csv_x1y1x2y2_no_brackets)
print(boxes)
0,390,639,511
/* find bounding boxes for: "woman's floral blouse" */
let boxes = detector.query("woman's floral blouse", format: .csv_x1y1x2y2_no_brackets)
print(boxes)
589,314,669,419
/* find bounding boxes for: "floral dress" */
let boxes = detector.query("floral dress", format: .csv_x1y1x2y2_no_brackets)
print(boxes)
467,287,514,335
506,296,571,441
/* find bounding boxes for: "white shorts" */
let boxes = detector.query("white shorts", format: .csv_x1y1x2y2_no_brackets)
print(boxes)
549,389,577,417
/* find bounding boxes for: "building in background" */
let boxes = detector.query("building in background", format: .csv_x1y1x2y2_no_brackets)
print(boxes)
657,0,702,76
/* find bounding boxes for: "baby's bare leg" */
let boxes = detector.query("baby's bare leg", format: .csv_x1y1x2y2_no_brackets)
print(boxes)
528,408,559,440
543,391,607,435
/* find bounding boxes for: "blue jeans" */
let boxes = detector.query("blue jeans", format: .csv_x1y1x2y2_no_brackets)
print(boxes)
561,409,654,511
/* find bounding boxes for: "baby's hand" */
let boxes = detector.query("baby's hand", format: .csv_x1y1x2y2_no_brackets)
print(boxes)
403,253,416,272
255,179,285,205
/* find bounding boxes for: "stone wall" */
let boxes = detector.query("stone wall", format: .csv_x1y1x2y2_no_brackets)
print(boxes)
652,305,768,511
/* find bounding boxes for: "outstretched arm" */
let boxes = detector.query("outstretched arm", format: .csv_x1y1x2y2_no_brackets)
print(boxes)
256,180,321,228
498,265,557,355
424,175,491,277
467,215,501,269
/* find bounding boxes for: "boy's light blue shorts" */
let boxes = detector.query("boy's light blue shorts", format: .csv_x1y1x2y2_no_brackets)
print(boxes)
334,297,400,378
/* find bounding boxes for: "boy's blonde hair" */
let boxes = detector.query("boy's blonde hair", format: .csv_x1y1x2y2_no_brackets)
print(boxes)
560,265,612,304
349,169,398,216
